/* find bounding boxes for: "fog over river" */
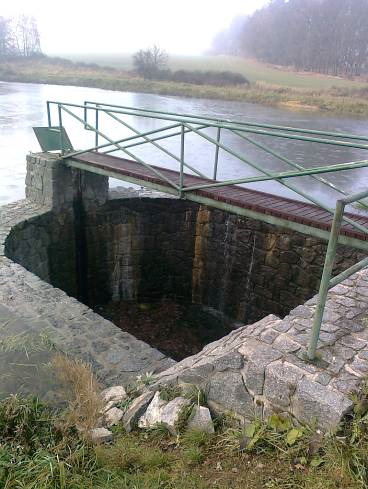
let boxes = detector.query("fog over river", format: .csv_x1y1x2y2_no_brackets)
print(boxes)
1,81,367,207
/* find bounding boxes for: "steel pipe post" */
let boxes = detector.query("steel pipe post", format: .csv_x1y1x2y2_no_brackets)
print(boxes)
95,109,99,150
307,200,345,360
47,101,51,127
213,126,221,180
58,105,64,155
180,124,185,197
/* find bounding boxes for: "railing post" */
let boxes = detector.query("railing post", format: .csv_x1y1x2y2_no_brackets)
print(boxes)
307,199,345,360
213,125,221,180
58,104,64,155
47,101,51,127
95,109,99,150
83,102,88,130
180,124,185,198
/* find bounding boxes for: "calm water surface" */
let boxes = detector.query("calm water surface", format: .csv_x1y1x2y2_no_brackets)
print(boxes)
1,81,367,207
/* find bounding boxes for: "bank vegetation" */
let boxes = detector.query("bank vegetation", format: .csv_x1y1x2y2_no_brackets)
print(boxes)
1,56,368,117
0,350,367,489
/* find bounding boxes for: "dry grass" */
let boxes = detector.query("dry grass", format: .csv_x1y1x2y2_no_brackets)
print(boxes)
51,353,103,435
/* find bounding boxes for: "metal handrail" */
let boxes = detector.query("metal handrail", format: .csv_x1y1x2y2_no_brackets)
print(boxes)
83,101,368,216
44,100,368,360
47,100,368,149
84,100,368,143
59,104,181,191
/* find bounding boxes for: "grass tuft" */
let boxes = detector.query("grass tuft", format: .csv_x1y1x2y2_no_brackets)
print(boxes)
183,446,205,466
50,353,103,435
159,384,182,402
180,429,213,448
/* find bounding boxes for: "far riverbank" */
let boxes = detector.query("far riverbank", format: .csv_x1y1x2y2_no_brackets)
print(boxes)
1,57,368,117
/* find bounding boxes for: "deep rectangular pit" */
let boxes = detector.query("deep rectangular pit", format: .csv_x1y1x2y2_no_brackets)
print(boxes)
5,188,365,360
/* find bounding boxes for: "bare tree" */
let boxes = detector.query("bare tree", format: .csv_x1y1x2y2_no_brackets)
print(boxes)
12,15,41,57
133,45,168,79
0,17,13,58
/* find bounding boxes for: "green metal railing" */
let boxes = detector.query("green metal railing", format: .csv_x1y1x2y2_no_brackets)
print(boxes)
44,100,368,360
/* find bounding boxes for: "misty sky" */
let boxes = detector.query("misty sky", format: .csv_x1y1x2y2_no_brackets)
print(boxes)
2,0,267,55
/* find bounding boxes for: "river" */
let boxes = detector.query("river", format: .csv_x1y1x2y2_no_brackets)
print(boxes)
1,81,367,207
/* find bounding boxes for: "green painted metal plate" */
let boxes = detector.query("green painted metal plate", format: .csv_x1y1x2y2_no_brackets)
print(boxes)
33,126,74,152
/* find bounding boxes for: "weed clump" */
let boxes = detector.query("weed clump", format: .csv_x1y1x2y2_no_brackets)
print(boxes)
51,353,103,435
0,395,61,453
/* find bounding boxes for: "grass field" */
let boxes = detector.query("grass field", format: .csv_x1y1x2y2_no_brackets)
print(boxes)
56,52,367,90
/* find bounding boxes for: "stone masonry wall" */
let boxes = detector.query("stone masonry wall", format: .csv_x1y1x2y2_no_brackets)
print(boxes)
4,153,109,300
4,209,77,296
191,207,364,323
84,194,198,306
80,189,364,324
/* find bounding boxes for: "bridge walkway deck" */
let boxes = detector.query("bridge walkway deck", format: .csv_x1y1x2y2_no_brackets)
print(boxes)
69,151,368,248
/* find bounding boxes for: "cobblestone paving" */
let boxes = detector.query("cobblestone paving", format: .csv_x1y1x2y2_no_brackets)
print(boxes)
154,271,368,430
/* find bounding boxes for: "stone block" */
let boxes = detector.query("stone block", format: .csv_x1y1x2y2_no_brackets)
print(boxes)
340,335,366,351
212,352,244,371
331,344,356,361
291,378,353,431
104,407,124,427
178,363,214,386
123,392,154,432
263,361,304,410
273,334,301,353
313,372,331,386
331,371,361,394
240,339,282,395
260,328,279,344
90,427,113,443
346,358,368,377
273,320,292,333
138,391,167,428
187,405,214,434
207,370,254,417
289,305,313,319
101,386,127,405
161,397,192,434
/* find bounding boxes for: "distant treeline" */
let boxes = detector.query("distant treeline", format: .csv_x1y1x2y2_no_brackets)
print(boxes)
212,0,368,77
0,15,41,58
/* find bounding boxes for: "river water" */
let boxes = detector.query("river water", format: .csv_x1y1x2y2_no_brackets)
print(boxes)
1,81,368,207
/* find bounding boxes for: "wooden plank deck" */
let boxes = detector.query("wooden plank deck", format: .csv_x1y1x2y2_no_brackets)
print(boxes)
70,151,368,242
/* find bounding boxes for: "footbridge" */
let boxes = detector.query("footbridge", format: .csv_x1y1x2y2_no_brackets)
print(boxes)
33,100,368,360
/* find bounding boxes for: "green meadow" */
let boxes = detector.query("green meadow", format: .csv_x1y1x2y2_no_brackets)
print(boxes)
58,52,367,90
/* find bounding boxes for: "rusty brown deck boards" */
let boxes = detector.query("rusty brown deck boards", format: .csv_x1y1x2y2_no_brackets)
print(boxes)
71,152,368,242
